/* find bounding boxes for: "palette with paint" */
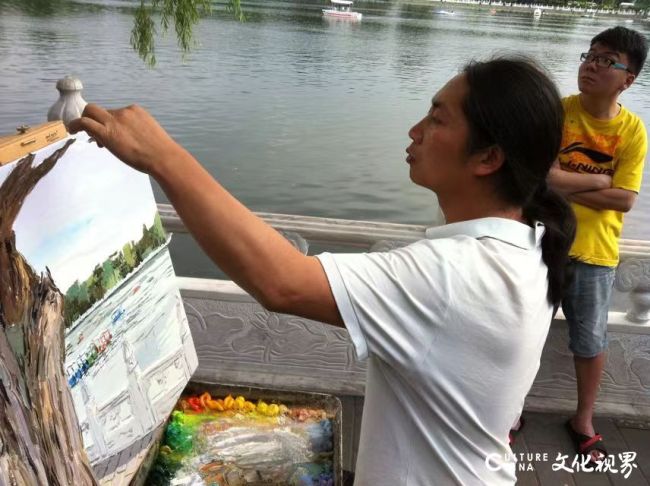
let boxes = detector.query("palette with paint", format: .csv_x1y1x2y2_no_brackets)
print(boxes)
139,385,342,486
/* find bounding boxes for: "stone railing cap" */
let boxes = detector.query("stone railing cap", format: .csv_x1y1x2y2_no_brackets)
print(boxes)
56,76,84,92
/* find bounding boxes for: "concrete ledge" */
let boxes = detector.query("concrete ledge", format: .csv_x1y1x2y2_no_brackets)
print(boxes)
179,277,650,419
531,313,650,419
179,277,367,396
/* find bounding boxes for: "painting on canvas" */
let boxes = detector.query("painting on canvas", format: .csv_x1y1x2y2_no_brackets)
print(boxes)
0,131,197,483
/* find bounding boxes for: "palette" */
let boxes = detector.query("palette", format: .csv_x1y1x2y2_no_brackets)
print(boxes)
140,385,342,486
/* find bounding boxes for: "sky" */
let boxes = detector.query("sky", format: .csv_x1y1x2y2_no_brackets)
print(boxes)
0,132,159,291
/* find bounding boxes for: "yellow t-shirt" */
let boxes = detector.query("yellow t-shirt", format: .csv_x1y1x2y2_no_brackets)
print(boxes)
559,95,647,267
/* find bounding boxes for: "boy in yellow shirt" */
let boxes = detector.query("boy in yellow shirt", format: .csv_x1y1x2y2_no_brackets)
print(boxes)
548,26,647,463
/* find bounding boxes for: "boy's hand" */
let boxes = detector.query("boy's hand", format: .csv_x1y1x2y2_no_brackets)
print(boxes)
68,104,185,176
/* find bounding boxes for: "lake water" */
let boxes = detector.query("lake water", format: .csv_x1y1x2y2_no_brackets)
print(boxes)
1,0,649,278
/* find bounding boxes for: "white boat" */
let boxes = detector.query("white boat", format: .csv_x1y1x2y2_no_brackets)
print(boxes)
323,0,362,20
533,8,542,18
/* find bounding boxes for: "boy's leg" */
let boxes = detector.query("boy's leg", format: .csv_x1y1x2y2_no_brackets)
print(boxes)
573,352,606,437
562,260,615,459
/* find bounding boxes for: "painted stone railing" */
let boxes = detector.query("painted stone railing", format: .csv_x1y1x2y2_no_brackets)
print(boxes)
159,203,650,423
74,293,196,466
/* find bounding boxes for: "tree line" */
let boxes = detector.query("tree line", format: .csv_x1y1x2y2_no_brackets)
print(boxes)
64,213,167,328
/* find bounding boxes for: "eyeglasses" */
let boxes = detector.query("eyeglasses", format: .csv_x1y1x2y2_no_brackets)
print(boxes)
580,52,631,72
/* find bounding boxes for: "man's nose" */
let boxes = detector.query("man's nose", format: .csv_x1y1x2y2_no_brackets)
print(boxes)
408,122,422,142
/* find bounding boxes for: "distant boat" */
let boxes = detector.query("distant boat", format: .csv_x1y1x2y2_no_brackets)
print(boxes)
435,9,455,15
323,0,362,20
111,307,126,325
533,8,542,18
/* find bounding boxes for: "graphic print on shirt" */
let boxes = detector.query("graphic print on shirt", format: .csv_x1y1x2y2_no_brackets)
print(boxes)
559,129,618,176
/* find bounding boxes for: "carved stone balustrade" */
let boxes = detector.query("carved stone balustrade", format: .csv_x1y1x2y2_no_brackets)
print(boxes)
159,203,650,426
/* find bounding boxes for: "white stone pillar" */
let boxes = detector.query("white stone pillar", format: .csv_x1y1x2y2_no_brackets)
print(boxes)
47,76,88,124
122,338,157,432
615,258,650,323
79,379,107,459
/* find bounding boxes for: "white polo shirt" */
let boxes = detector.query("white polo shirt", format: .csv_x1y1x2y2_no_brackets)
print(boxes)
317,217,552,485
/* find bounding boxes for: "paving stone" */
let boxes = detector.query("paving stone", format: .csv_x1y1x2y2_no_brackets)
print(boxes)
515,470,541,486
615,418,650,430
513,426,541,486
521,412,575,451
616,427,650,484
572,470,612,486
607,464,649,486
527,443,576,486
593,416,631,454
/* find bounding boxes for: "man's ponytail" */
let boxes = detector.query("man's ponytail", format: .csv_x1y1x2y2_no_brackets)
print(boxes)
463,58,576,305
523,186,576,305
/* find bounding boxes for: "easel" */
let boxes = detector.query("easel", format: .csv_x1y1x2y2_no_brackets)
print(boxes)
0,121,68,165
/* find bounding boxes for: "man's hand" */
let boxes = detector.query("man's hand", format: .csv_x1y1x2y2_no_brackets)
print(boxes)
67,104,185,177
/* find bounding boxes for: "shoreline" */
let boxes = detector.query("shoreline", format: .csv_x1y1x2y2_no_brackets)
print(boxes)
384,0,649,19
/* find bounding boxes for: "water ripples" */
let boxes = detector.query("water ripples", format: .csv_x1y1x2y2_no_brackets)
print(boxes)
1,0,649,246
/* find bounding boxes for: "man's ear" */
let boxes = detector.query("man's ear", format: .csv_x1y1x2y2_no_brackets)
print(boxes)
473,145,505,177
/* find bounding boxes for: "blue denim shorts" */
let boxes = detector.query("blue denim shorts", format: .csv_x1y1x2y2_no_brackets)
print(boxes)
561,259,616,358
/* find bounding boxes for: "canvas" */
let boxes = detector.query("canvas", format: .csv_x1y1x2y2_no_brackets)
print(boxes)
0,132,198,484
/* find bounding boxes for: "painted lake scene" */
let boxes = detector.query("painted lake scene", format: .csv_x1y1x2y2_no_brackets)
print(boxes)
0,132,197,473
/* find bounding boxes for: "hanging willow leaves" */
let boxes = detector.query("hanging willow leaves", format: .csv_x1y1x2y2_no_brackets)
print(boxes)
131,0,244,66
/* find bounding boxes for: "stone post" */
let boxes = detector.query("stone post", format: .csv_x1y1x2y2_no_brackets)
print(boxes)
615,258,650,323
79,379,108,460
47,76,88,124
122,338,157,433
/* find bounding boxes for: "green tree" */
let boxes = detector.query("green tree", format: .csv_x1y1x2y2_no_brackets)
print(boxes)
131,0,244,66
151,212,167,246
88,266,105,302
101,260,121,290
123,241,137,268
65,280,82,301
137,223,155,259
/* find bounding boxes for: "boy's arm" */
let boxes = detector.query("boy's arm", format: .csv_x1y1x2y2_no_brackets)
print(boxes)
547,163,612,196
568,188,637,212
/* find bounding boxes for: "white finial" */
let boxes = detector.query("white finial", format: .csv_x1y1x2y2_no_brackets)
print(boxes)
47,76,88,124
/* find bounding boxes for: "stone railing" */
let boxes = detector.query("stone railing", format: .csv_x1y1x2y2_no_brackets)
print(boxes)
162,204,650,468
159,203,650,425
159,203,650,323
